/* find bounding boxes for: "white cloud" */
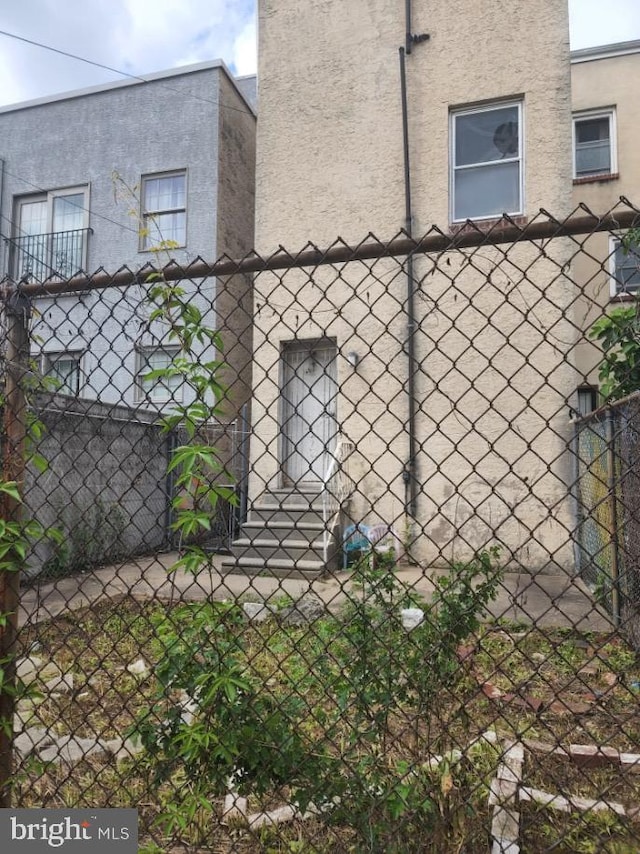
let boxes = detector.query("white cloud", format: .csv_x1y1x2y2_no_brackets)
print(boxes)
0,2,637,109
0,0,256,107
232,15,257,76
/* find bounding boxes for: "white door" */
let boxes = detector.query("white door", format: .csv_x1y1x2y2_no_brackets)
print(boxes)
281,340,338,485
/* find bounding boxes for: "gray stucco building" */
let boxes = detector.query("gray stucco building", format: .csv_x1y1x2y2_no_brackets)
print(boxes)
0,60,256,416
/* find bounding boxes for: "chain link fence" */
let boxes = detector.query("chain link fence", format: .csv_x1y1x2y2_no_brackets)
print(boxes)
1,200,640,852
575,393,640,645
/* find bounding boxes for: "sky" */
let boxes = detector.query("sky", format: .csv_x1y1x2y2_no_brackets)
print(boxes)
0,0,638,109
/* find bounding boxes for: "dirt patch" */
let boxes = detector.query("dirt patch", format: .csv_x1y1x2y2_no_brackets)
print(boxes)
13,597,640,852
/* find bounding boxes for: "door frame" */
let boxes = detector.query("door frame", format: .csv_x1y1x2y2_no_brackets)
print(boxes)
278,337,338,488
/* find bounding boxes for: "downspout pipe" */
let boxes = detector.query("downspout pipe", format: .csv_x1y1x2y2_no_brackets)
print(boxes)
399,47,418,519
405,0,413,54
400,4,429,521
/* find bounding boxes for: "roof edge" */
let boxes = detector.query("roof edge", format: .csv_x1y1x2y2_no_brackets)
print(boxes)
571,39,640,63
0,59,256,116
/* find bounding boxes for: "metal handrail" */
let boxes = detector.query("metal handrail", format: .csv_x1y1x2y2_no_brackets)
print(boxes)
6,228,91,282
322,436,355,567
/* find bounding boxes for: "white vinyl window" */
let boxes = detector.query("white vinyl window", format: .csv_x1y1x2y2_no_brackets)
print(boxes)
451,101,523,222
42,351,83,396
13,187,89,281
609,235,640,296
577,386,598,417
140,171,187,250
573,110,616,179
136,347,183,402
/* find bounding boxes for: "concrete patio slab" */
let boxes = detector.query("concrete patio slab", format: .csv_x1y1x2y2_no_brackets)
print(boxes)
18,552,613,633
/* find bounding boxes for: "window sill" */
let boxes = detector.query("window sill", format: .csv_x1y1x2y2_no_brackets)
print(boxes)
609,292,639,303
573,173,619,185
449,214,528,235
138,243,187,254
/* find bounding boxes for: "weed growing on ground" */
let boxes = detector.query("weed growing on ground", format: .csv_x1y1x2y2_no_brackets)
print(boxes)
132,546,503,851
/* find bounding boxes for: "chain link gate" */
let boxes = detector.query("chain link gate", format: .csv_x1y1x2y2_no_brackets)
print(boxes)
1,200,640,852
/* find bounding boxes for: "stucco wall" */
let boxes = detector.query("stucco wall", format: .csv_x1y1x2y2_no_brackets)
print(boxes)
236,75,258,112
570,49,640,386
252,0,577,571
248,242,578,572
24,394,171,577
0,65,226,272
0,63,256,412
21,392,241,578
215,72,257,419
256,0,572,247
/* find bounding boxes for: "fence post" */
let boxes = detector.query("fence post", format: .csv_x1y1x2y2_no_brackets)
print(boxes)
238,402,250,529
570,417,584,577
0,286,31,807
605,407,621,627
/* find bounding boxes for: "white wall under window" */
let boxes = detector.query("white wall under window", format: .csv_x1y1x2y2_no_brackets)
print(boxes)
450,101,523,222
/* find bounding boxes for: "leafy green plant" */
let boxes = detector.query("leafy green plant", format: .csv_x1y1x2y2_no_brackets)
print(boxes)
589,305,640,401
112,171,235,577
0,481,46,574
0,479,49,738
589,227,640,402
144,277,235,575
133,547,503,851
133,602,323,842
0,480,61,779
307,546,503,851
622,228,640,256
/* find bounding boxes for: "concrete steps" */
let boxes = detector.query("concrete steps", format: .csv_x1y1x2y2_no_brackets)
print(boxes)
221,485,331,578
230,537,325,564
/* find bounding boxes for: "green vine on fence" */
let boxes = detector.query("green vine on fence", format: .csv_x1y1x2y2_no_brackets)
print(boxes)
0,357,62,803
0,479,49,731
113,170,236,577
589,228,640,402
145,271,235,575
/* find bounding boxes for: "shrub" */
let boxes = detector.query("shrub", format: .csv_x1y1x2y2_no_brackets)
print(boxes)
133,547,503,851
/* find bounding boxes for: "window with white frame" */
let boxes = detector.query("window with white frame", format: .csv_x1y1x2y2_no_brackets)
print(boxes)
42,351,83,396
136,347,183,402
577,386,598,417
451,101,523,222
140,171,186,250
573,110,616,179
12,187,89,281
610,235,640,296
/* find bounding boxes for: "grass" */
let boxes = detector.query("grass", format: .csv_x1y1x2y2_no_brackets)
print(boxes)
12,594,640,852
519,803,639,854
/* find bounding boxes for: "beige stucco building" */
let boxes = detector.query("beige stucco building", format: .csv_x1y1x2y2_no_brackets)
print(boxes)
227,4,639,576
570,40,640,406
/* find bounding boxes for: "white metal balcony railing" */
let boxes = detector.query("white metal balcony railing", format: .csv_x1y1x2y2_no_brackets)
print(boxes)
6,228,92,283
